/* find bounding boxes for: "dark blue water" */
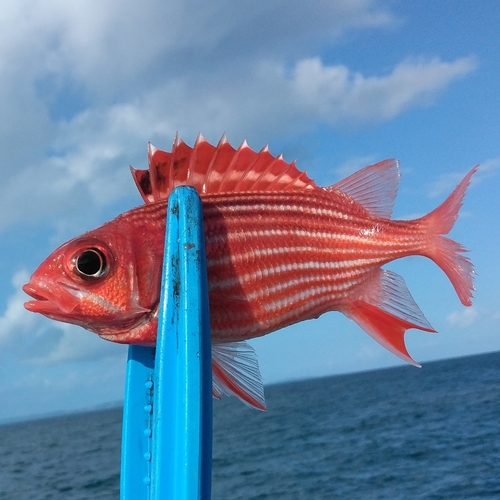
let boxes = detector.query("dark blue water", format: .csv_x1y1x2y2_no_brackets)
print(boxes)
0,352,499,499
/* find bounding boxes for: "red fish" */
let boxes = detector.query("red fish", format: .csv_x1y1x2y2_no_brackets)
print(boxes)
23,134,476,410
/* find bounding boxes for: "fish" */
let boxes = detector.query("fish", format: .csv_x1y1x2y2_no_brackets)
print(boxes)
23,134,476,410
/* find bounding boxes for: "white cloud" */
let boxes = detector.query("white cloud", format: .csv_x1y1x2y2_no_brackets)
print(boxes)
479,157,500,174
447,307,480,327
0,0,396,106
0,270,38,346
0,1,477,234
428,171,471,199
427,156,497,199
0,55,477,233
30,323,127,366
355,343,384,362
290,56,477,126
335,154,379,177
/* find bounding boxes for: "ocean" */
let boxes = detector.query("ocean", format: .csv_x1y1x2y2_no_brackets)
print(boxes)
0,352,499,499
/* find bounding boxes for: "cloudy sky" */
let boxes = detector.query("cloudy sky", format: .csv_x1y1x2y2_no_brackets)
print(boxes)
1,0,499,421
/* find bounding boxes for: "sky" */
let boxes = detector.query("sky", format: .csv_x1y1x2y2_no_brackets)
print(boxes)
0,0,499,422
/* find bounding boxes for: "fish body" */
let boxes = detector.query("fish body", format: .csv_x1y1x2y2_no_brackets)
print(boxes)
23,135,476,409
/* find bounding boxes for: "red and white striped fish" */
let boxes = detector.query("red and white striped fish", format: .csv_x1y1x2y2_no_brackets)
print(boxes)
23,134,476,410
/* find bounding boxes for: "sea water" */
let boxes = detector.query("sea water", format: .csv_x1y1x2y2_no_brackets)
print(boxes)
0,352,499,499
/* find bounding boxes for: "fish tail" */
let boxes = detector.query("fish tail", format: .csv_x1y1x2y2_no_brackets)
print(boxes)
421,166,477,306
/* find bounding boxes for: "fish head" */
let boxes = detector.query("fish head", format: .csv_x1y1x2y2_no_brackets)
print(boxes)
23,214,164,345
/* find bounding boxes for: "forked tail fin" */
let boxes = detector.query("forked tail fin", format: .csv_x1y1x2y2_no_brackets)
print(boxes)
343,167,477,366
421,166,477,306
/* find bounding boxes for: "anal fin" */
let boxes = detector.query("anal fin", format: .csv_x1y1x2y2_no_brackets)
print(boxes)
344,269,436,366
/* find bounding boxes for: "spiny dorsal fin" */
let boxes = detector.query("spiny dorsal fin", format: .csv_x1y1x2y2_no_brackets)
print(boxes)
327,159,400,219
131,133,318,203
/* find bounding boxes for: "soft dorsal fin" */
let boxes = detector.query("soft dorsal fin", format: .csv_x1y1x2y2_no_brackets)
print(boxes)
327,159,400,219
130,133,318,203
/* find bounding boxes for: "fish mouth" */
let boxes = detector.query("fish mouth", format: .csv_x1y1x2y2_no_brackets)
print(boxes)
23,280,81,316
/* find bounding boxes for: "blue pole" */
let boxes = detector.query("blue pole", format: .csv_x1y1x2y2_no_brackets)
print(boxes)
120,345,155,498
151,186,212,498
120,186,212,500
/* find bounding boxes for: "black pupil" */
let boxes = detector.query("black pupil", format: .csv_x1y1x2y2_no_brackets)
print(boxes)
76,249,106,277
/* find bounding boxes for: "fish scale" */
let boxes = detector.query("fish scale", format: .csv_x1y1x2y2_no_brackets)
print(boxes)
23,134,476,409
197,191,427,341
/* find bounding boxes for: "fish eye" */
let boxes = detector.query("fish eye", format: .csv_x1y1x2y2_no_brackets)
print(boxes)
75,248,108,279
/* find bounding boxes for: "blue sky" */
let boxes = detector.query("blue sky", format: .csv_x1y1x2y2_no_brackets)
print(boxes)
0,0,499,421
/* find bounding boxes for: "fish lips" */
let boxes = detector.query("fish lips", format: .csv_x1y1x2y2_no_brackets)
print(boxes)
23,280,81,317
